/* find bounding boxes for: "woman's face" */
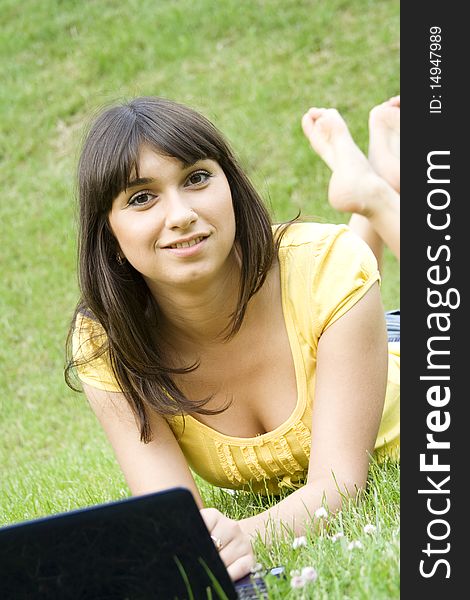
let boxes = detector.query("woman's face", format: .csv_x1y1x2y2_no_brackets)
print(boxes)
108,146,237,294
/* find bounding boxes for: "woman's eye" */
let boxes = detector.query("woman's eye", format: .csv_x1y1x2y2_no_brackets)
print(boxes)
127,191,155,207
187,170,211,186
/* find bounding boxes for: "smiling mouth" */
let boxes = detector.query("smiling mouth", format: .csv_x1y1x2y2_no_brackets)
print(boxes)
167,236,206,249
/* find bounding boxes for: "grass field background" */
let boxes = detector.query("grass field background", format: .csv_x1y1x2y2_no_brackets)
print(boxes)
0,1,399,597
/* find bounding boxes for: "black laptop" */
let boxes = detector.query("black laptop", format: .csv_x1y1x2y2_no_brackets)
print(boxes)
0,487,284,599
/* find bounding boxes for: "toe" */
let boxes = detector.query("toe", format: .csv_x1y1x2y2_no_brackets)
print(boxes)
307,107,326,119
301,112,316,138
388,95,400,106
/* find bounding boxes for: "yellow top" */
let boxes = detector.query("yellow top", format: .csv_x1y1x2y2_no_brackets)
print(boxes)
73,223,400,495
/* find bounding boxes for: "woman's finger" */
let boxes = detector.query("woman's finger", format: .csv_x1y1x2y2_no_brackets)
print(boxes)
199,507,221,533
218,535,250,564
226,554,255,581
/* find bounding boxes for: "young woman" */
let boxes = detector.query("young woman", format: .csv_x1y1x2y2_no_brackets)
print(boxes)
66,96,400,580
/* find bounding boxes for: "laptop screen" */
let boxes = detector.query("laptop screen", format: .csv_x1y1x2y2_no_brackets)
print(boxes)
0,488,238,599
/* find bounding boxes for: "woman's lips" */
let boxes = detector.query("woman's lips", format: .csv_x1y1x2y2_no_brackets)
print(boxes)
163,235,208,257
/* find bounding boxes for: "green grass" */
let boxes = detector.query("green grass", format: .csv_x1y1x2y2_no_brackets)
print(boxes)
204,458,399,599
0,0,399,597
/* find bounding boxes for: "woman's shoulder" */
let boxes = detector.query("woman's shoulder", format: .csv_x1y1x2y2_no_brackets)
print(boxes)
275,222,373,271
72,310,108,358
74,309,106,337
72,310,121,392
275,222,381,338
275,221,349,251
276,220,379,284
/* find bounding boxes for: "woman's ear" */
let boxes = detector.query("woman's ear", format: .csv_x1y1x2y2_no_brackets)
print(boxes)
104,218,123,262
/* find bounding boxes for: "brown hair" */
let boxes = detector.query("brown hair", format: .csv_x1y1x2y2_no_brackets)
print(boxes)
65,96,289,442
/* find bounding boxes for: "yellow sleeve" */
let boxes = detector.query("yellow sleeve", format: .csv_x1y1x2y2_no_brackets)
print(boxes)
310,226,381,338
72,313,122,392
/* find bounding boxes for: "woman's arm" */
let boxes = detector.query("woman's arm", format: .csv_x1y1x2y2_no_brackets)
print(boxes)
82,383,203,503
83,383,255,579
238,282,388,540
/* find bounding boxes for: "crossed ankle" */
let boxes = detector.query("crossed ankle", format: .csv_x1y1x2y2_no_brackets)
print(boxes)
358,173,397,220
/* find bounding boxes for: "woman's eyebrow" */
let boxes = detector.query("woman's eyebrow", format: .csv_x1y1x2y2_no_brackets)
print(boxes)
125,160,207,191
125,176,157,191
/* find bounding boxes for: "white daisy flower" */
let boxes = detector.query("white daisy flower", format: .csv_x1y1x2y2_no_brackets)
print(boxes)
292,536,308,549
301,566,318,582
290,575,306,589
314,506,328,519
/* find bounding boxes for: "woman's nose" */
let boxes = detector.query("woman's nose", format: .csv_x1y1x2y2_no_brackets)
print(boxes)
164,194,198,230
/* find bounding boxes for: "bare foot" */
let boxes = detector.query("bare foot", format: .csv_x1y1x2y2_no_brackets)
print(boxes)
301,107,386,217
368,96,400,192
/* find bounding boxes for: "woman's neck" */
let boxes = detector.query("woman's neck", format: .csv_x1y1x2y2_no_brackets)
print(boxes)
148,255,242,347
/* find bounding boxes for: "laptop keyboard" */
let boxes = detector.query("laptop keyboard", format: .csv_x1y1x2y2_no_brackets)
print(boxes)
236,577,268,599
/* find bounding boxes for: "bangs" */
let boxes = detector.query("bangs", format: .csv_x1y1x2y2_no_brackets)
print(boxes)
138,102,224,167
80,98,227,212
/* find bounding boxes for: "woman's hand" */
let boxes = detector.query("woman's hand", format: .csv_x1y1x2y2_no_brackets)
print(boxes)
200,507,255,581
